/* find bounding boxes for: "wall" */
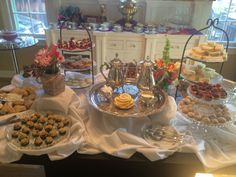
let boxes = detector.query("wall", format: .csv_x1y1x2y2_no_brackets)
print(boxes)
46,0,211,27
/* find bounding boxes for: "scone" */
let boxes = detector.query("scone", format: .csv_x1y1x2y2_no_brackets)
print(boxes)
113,93,134,110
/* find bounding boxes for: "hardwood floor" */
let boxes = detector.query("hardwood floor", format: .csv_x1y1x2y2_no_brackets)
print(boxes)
0,164,46,177
0,78,11,88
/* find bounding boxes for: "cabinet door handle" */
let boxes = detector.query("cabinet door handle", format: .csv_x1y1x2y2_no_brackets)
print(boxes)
112,43,117,47
131,44,136,48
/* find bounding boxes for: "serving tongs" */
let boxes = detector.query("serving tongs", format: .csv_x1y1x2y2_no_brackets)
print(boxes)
0,115,20,126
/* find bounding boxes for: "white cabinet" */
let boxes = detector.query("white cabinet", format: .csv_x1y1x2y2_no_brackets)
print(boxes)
45,29,206,71
99,32,146,64
145,34,207,59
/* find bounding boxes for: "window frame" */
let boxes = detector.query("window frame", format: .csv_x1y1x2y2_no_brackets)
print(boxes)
208,0,236,46
8,0,48,40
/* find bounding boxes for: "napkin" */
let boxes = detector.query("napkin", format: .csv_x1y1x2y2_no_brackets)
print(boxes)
31,86,77,115
173,111,236,171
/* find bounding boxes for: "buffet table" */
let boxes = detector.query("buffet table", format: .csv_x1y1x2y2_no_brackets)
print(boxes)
0,74,236,177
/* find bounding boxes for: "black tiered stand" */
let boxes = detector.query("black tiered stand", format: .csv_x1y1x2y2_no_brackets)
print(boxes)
175,18,229,99
59,21,95,87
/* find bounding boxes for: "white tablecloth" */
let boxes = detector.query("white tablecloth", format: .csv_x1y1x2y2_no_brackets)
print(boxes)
0,74,236,171
0,85,85,162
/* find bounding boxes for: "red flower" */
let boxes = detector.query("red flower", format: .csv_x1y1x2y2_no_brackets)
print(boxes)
167,63,175,72
153,69,165,81
155,59,164,69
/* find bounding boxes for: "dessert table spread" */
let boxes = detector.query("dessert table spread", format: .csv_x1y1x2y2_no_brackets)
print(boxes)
0,73,236,173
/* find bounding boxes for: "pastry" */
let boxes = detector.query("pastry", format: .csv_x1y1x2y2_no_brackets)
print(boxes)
39,117,47,124
45,124,53,132
32,129,39,137
0,87,36,117
13,123,22,131
59,127,67,135
113,93,134,110
39,130,48,140
22,126,30,134
18,132,28,141
179,96,232,125
34,123,43,131
55,116,63,123
34,137,43,146
12,131,19,138
2,103,15,114
100,85,113,100
10,111,70,148
189,42,227,62
26,121,34,129
47,119,54,125
45,136,53,144
57,122,64,129
30,115,38,123
49,129,58,138
20,137,29,146
189,82,227,101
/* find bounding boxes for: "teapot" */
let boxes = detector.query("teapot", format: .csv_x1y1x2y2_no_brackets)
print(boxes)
137,57,156,92
100,53,124,88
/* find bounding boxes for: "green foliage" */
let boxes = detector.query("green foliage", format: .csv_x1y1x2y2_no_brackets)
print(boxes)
162,38,170,64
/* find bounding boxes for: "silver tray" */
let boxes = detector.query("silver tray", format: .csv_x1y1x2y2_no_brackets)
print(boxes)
87,82,168,118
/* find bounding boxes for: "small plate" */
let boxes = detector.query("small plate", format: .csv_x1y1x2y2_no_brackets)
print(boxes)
64,71,93,89
178,99,233,127
181,72,223,85
98,27,110,32
112,29,123,32
144,30,158,34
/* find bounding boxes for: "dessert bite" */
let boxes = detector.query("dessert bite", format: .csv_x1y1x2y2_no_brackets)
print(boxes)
100,85,113,101
189,42,227,62
113,93,134,110
179,96,231,125
189,82,227,101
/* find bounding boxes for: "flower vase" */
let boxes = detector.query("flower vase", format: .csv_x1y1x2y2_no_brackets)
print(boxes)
41,72,65,96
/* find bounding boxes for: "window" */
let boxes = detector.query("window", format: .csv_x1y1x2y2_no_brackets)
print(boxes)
208,0,236,43
10,0,48,37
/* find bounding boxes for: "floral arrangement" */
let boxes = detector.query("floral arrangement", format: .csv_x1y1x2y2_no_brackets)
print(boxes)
153,38,179,91
57,6,84,25
34,44,64,75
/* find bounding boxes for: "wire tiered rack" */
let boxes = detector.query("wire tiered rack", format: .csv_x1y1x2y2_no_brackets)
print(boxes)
59,20,95,88
175,18,229,99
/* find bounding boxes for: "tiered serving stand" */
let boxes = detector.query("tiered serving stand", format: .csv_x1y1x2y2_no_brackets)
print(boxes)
59,21,95,88
175,18,234,130
175,18,229,99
